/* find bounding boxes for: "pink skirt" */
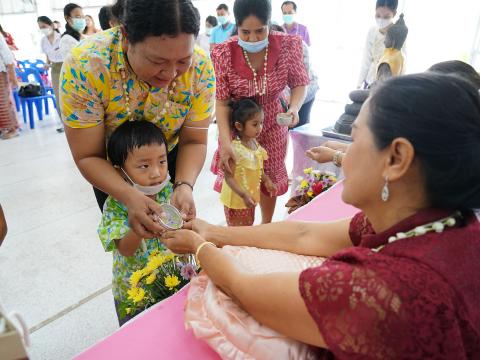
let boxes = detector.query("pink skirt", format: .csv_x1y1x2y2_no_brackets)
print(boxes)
0,72,18,131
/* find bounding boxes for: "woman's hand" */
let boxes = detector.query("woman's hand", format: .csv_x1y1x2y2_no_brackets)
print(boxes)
287,106,300,128
183,218,213,239
322,141,349,152
263,176,278,197
306,146,336,164
161,229,205,254
219,141,236,176
125,191,167,238
171,185,196,221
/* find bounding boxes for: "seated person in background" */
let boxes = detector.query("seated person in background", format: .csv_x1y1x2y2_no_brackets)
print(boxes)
376,13,408,81
0,204,7,246
429,60,480,90
98,120,173,326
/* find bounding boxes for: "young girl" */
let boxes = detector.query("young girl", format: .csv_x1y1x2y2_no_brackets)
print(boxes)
98,120,172,326
220,99,276,226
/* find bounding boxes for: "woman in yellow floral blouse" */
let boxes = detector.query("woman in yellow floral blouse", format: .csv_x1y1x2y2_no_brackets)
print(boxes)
60,0,215,238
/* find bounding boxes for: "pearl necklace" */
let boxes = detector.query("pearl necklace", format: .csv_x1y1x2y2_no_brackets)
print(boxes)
372,211,461,252
243,47,268,96
120,69,177,121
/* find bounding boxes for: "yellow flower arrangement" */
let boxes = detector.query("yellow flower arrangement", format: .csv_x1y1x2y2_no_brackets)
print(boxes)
119,250,198,320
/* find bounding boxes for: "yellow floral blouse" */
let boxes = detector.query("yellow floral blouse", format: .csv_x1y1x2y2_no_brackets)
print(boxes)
220,139,268,209
60,27,215,149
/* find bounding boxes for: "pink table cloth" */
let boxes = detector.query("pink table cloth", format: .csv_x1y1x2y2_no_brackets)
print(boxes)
75,182,357,359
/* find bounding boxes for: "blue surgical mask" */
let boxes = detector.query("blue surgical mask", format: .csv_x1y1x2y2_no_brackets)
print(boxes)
283,14,295,25
238,37,269,54
72,18,86,33
206,27,213,36
217,16,228,26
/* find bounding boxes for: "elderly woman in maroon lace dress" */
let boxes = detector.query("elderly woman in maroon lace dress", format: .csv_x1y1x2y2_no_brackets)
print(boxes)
163,73,480,359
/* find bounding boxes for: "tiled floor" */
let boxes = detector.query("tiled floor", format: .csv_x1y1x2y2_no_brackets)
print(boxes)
0,101,342,358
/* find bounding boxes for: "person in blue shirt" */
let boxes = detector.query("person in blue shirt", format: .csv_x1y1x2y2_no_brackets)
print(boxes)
210,3,235,51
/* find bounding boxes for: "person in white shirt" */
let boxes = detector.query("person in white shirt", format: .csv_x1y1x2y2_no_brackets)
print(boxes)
0,34,18,139
59,3,86,60
196,16,218,54
38,16,63,124
358,0,403,88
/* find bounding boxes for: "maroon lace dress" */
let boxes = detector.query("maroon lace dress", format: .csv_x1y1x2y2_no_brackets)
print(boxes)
299,209,480,359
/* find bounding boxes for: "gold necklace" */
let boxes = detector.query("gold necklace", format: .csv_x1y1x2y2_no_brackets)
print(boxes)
243,47,268,96
120,69,177,121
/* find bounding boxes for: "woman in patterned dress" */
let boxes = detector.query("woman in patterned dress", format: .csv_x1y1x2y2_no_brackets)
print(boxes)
211,0,309,223
60,0,215,237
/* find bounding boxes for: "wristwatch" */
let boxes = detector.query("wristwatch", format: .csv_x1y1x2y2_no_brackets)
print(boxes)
332,151,344,167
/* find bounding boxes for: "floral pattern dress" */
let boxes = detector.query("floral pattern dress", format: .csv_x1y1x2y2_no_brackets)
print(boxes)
60,27,215,150
211,32,310,196
97,185,172,307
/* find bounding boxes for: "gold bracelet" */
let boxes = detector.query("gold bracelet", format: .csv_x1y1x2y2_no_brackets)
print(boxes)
195,241,216,268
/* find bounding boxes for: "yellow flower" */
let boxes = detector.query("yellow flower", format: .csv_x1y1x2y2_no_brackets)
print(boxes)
145,255,165,273
145,273,156,285
148,249,160,260
126,308,132,315
307,191,314,197
127,287,145,304
129,270,144,288
165,275,181,290
164,252,175,263
300,180,309,189
304,167,313,175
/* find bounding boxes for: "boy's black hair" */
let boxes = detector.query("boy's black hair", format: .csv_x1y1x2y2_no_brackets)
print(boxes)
281,1,297,12
229,98,263,135
217,4,229,12
107,120,168,167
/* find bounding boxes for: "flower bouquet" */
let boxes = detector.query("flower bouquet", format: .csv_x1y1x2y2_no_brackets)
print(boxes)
119,249,198,319
285,168,337,214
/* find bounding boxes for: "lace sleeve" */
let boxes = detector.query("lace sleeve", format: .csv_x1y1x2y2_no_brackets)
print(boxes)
299,249,463,359
349,212,375,246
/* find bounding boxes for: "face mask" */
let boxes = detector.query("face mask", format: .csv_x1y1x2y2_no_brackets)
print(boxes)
72,18,86,33
376,18,392,29
40,28,53,36
238,37,269,54
283,14,295,25
121,168,171,196
206,27,212,36
217,16,228,26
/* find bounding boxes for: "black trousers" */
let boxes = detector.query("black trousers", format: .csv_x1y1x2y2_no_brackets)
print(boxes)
293,97,316,129
93,145,178,212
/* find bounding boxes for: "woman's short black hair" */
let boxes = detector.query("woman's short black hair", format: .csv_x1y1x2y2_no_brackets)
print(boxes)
206,15,218,28
428,60,480,90
38,16,60,33
123,0,200,44
229,98,263,135
375,0,398,11
107,120,168,167
98,6,112,30
217,4,229,12
368,73,480,210
281,1,297,11
62,3,82,41
233,0,272,27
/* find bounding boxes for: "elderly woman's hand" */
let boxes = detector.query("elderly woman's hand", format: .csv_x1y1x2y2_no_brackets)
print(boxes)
183,219,213,239
287,106,300,128
161,229,205,254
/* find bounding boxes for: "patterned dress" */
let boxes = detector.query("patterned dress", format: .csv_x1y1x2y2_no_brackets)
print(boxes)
98,185,172,307
211,32,310,196
60,27,215,150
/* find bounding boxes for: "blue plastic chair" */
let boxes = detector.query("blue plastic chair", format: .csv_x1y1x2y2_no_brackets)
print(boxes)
17,59,53,93
15,68,57,129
